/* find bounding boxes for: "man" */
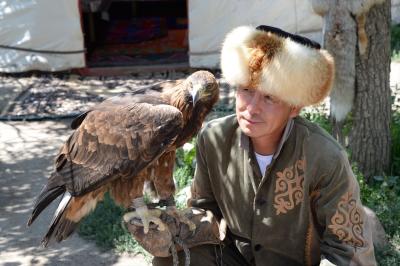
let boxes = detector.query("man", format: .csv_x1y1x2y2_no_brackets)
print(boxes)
153,25,376,265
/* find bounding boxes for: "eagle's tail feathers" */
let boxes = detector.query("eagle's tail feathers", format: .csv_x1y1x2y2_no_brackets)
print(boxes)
41,192,77,247
27,178,65,226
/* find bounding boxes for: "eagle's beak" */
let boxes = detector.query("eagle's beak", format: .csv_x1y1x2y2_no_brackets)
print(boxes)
190,85,201,105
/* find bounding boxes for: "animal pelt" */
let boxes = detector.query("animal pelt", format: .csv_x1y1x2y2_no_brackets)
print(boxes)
310,0,385,121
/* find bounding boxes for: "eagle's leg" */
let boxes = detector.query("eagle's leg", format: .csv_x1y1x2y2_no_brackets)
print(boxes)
163,197,196,231
150,151,196,231
123,197,166,234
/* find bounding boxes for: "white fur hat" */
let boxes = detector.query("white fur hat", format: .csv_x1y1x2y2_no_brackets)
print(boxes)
220,25,335,107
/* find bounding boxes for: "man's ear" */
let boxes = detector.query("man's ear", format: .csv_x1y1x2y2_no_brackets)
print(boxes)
289,106,302,118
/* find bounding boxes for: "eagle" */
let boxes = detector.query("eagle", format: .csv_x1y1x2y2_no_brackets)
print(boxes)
27,70,219,247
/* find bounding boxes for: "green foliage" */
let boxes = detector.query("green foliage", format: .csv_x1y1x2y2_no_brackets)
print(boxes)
78,193,149,255
356,171,400,237
301,111,332,133
174,139,197,209
354,167,400,265
391,111,400,176
174,139,196,190
392,24,400,61
375,235,400,266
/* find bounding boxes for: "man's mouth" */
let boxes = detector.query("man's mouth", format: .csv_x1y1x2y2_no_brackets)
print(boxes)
241,115,261,124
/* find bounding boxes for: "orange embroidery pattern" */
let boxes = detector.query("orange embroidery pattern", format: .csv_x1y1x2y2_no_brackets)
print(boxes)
328,192,365,247
274,159,305,215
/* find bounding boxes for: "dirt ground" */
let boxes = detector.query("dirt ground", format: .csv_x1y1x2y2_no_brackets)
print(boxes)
0,120,149,266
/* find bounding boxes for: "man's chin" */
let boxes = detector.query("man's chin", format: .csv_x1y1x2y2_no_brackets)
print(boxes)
239,125,260,138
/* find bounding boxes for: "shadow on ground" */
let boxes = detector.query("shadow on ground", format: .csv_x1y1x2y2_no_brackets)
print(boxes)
0,120,148,266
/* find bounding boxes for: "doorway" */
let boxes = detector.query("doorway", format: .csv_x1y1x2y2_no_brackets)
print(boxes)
80,0,188,69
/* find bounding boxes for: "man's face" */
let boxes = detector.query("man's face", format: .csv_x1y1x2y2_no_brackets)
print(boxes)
235,87,300,140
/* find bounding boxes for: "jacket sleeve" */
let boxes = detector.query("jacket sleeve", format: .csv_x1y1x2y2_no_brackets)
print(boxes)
187,129,222,220
313,150,376,266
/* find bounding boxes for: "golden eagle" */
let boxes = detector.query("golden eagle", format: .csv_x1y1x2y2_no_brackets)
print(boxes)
27,71,219,246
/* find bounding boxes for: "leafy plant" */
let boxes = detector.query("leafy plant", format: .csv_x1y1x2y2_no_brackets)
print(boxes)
357,173,400,237
174,139,196,190
375,235,400,266
354,166,400,265
392,24,400,61
173,139,197,209
391,111,400,176
301,110,332,133
78,192,149,255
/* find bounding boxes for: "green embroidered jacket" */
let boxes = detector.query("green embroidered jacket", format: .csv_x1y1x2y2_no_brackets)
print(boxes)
189,114,376,266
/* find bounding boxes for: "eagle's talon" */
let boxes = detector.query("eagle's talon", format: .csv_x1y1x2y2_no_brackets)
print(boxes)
166,206,197,232
123,207,166,233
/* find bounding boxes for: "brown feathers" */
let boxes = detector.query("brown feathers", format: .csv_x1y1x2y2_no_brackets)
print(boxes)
27,71,219,246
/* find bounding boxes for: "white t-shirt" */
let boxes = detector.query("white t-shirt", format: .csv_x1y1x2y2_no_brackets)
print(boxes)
254,152,273,176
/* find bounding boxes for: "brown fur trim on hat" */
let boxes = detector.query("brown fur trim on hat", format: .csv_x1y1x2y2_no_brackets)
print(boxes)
220,26,335,107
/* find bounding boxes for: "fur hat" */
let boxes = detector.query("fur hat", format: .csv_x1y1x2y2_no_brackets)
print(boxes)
220,25,335,107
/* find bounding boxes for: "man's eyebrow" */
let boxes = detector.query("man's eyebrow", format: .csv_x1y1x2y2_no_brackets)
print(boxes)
263,93,281,102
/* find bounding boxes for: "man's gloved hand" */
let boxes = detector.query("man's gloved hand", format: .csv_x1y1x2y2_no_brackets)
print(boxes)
124,207,225,257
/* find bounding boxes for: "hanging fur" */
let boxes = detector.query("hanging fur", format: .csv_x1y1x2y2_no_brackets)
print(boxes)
310,0,385,121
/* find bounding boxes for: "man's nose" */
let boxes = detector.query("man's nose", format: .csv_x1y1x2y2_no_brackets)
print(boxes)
247,92,261,114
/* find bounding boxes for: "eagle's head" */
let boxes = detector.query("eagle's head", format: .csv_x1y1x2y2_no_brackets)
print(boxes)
171,71,219,147
186,71,219,108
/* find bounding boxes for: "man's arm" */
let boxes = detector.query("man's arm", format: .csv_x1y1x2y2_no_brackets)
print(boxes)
188,129,223,220
314,150,376,266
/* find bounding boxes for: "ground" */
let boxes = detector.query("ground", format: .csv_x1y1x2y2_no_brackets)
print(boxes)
0,120,149,265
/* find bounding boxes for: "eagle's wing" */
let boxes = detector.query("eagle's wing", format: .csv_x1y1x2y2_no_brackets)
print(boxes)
28,100,183,228
59,101,183,196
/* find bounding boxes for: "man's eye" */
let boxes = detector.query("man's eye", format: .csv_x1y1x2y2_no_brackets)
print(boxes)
264,95,279,103
239,87,251,94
